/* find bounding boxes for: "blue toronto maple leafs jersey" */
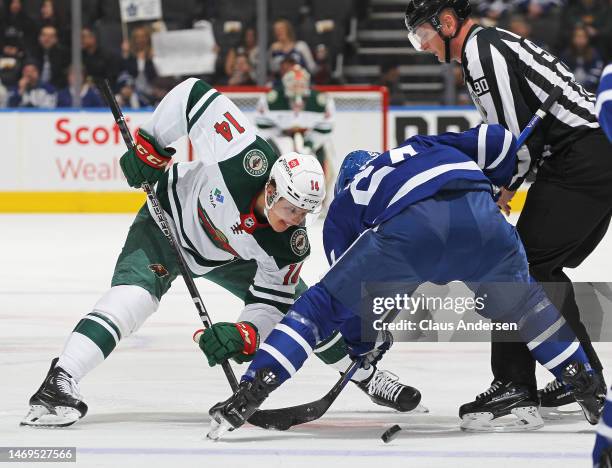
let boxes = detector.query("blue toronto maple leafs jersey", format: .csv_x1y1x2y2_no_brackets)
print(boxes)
324,124,518,264
597,64,612,142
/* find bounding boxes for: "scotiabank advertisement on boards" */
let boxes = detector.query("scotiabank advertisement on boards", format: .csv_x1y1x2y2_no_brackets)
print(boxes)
0,108,481,192
0,111,189,191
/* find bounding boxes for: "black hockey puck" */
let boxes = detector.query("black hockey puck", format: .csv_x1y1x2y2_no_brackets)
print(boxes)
381,424,402,443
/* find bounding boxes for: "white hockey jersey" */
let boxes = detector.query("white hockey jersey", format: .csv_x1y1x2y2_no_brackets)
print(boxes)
140,78,310,335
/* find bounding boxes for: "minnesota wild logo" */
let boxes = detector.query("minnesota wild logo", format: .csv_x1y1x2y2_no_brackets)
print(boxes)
243,149,268,177
290,228,309,257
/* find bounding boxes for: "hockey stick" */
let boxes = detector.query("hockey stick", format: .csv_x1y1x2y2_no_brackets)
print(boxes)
248,357,364,431
516,86,563,148
94,79,240,393
494,86,563,202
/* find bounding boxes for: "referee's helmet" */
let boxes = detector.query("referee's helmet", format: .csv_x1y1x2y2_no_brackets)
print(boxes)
404,0,471,33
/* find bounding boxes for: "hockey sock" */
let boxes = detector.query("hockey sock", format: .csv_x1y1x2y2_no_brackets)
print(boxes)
314,331,374,382
518,284,590,381
57,285,158,381
593,386,612,465
243,311,316,385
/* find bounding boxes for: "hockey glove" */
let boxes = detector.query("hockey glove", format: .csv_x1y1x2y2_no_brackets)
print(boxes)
347,330,393,370
196,322,259,367
119,129,175,188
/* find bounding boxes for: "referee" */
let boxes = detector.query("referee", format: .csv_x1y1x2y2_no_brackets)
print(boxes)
405,0,611,426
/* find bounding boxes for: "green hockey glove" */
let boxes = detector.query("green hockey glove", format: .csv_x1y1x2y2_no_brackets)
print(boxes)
194,322,259,367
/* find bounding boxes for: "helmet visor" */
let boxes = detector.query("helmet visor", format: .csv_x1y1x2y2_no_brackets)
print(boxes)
407,22,438,51
274,197,311,226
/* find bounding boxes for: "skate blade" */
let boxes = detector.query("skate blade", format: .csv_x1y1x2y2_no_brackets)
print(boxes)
206,413,234,441
540,403,584,420
460,406,544,433
20,405,80,428
409,403,430,414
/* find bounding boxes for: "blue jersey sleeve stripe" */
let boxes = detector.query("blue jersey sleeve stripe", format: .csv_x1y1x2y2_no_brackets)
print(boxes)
477,124,488,168
387,160,482,207
487,129,513,170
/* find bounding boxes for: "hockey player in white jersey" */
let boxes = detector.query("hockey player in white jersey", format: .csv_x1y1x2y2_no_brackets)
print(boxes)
255,63,335,196
21,78,418,428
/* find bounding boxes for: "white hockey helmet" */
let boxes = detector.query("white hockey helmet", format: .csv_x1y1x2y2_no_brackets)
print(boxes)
282,64,311,102
265,152,326,215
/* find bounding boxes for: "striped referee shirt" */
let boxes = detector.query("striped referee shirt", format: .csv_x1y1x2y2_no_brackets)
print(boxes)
461,25,600,190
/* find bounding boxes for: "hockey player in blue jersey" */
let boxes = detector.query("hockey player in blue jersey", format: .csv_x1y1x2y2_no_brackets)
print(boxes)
208,124,604,438
592,63,612,468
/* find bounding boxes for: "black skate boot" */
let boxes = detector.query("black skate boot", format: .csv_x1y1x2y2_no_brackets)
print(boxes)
207,368,279,440
539,372,607,420
459,380,543,432
356,368,423,412
21,358,88,427
561,361,605,425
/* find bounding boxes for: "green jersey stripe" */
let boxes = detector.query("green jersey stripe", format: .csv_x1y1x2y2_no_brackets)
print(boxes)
248,285,294,304
89,311,122,340
73,318,117,358
188,91,221,132
185,80,213,120
251,283,295,299
245,290,292,313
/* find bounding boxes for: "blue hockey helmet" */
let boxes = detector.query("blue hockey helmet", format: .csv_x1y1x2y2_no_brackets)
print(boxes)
334,150,380,196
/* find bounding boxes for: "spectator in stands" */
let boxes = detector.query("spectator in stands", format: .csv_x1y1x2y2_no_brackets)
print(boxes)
508,15,532,40
561,24,604,92
475,0,515,25
312,44,337,85
0,33,25,87
8,60,56,107
558,0,604,51
36,0,69,45
226,52,255,86
3,0,37,54
378,62,405,106
114,72,144,109
224,27,259,80
120,25,157,106
269,18,315,76
29,25,69,89
81,27,120,85
57,65,104,108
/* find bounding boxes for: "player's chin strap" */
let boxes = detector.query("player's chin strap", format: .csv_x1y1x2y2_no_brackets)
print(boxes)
429,15,462,63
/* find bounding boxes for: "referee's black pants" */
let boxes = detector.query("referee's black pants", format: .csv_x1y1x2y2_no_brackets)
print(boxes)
491,129,612,389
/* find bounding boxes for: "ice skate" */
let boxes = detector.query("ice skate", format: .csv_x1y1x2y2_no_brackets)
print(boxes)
561,361,605,425
207,369,279,440
356,368,425,413
539,371,607,420
21,358,88,428
459,380,543,432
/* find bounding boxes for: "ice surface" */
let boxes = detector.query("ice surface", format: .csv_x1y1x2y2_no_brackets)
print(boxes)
1,214,610,468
